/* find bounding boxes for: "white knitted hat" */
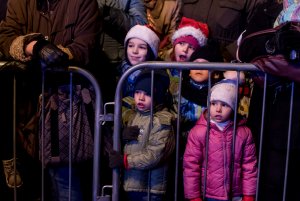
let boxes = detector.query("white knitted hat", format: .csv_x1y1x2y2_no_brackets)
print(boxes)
210,80,237,110
124,25,160,58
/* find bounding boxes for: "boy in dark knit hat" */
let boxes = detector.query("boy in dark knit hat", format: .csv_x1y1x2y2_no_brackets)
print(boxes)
109,69,175,201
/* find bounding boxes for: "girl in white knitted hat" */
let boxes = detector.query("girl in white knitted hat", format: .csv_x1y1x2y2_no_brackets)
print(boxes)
120,24,160,98
183,79,257,201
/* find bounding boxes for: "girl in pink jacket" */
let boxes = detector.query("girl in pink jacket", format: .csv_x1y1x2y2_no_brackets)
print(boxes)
183,80,257,201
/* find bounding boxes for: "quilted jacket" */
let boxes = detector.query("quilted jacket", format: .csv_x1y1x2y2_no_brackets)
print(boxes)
123,107,175,194
183,111,257,200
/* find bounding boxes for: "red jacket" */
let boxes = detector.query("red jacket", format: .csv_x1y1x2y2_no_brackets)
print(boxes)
183,111,257,200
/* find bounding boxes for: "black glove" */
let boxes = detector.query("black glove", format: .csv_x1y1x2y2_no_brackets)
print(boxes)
122,126,140,141
32,39,68,71
109,151,124,168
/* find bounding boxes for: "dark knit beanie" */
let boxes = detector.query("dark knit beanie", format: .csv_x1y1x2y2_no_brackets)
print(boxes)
134,69,170,104
189,40,223,62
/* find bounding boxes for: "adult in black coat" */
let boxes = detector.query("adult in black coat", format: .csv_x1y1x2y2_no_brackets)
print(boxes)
240,1,300,200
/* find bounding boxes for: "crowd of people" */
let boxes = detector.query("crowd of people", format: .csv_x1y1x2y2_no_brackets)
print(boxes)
0,0,300,200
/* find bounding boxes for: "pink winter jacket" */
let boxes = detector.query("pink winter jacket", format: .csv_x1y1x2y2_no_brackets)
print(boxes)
183,112,257,200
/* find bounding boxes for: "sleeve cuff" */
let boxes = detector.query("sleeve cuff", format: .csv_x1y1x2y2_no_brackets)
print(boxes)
9,33,43,62
243,195,255,201
124,154,129,169
190,198,202,201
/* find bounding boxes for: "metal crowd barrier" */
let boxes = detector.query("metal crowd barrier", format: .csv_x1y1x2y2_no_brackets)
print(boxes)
39,66,104,201
1,61,297,201
0,61,105,201
0,61,22,200
107,61,297,201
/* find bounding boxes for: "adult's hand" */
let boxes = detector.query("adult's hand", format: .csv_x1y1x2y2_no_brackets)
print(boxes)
33,39,68,71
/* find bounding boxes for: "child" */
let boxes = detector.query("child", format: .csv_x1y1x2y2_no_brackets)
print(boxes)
120,24,160,97
168,17,209,63
183,80,257,201
180,40,223,133
109,69,175,201
166,17,209,113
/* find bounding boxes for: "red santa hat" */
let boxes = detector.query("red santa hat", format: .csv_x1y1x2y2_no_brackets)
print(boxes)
172,17,209,49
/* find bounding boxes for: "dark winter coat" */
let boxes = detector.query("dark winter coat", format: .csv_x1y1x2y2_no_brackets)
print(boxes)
245,1,300,201
0,0,100,66
181,0,264,60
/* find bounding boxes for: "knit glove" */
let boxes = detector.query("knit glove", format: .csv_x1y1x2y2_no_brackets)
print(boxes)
122,126,140,141
33,39,68,70
109,151,124,168
242,195,255,201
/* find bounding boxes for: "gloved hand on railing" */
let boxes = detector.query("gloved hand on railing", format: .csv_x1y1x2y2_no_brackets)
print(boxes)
122,126,140,141
33,39,68,71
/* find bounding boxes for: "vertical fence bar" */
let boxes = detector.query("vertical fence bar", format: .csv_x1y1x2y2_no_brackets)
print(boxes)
67,67,103,201
13,75,17,200
68,72,73,201
255,73,268,201
282,82,294,201
174,69,183,201
41,70,45,201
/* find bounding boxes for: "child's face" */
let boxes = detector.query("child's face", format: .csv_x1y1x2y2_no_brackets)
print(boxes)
134,90,152,111
189,58,209,83
127,38,148,66
174,42,196,62
189,70,209,83
210,100,232,123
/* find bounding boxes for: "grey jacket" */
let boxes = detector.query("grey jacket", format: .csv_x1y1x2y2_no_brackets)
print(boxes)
123,108,175,194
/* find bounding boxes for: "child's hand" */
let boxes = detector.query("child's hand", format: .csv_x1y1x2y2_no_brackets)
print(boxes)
122,126,140,141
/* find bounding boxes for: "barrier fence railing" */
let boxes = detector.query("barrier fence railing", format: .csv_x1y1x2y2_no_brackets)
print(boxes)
0,62,104,201
110,61,296,201
1,61,297,201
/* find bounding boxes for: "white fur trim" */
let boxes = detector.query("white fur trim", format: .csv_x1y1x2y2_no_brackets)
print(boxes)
124,25,160,58
172,26,207,47
236,30,246,62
